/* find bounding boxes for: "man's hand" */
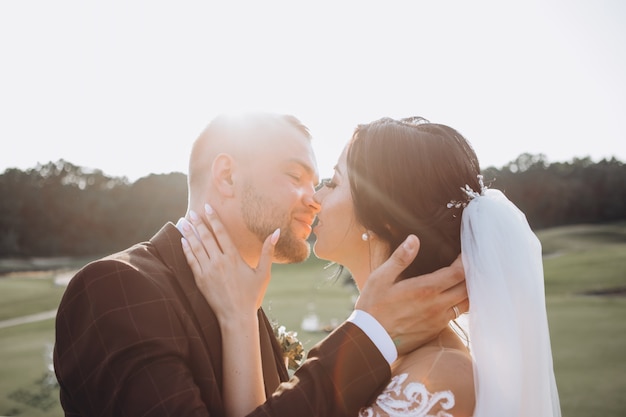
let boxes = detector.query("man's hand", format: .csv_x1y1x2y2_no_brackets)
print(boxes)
355,235,468,356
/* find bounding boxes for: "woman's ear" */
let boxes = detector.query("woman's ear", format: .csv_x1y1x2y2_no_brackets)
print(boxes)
211,153,236,197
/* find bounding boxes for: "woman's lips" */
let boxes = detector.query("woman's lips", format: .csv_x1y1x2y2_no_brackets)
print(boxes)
312,218,321,233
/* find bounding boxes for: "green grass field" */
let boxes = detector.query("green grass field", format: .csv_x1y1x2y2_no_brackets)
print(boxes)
1,222,625,416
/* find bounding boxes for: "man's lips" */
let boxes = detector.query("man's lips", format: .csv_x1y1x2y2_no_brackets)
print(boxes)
294,215,316,234
295,219,313,231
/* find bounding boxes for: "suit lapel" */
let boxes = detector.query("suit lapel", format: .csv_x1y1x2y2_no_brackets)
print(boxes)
150,223,288,394
258,309,290,394
150,223,224,389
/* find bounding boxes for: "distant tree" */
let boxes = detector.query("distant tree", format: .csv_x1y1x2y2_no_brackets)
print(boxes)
483,155,626,229
0,168,28,255
1,155,624,257
120,173,188,247
0,160,185,257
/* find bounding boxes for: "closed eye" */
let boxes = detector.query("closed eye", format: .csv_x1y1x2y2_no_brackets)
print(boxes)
287,172,302,182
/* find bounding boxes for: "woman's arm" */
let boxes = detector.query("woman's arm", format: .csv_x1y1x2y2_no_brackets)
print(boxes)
181,204,279,417
217,312,265,417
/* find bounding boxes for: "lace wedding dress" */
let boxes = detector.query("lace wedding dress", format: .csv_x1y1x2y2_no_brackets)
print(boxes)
359,373,456,417
359,337,474,417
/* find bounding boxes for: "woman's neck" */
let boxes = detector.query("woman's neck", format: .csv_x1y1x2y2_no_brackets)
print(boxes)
345,240,391,292
350,269,370,293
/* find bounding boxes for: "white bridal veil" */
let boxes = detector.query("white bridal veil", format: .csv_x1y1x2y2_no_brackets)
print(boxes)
460,187,561,416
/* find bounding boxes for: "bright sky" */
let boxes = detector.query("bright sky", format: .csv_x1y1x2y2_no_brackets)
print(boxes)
1,0,625,181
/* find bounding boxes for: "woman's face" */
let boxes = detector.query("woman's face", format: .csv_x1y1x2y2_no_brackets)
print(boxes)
312,146,376,286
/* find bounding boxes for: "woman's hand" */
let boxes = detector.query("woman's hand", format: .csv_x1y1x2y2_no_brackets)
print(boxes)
180,203,279,323
180,203,277,417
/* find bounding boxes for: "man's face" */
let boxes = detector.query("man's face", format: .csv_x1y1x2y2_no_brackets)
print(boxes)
238,125,320,263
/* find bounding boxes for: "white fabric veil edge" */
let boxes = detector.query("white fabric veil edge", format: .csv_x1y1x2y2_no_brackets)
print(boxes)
458,188,561,417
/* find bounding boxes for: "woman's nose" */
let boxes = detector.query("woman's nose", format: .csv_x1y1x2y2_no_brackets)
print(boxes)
312,186,325,207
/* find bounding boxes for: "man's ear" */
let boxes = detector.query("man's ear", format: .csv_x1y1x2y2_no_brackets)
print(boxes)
211,153,236,197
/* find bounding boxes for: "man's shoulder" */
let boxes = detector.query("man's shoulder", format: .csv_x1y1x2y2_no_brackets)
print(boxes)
73,242,155,280
61,240,175,306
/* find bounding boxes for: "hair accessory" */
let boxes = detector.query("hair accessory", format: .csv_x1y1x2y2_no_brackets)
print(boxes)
361,232,370,241
447,175,487,209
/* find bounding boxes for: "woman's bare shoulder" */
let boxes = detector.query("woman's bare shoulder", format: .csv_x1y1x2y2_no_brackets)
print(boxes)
380,347,475,417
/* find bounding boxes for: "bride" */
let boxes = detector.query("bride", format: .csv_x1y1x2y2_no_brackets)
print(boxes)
182,116,561,416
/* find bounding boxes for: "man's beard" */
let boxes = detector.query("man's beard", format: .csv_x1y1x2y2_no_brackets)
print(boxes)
241,183,311,263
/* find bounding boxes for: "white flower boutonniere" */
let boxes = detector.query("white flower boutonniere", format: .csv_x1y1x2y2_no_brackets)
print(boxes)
272,323,305,371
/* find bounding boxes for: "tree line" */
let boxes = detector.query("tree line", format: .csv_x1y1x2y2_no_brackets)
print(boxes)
1,154,624,258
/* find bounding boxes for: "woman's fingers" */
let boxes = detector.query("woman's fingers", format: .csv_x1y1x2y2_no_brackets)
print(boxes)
257,229,279,273
203,203,238,256
254,228,279,304
185,204,239,260
181,235,205,288
180,217,217,292
188,209,222,257
181,203,282,314
180,218,207,264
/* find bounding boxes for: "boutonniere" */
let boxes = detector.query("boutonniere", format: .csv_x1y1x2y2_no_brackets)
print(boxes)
272,323,305,371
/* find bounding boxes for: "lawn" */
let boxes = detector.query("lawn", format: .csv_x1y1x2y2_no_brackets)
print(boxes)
0,222,625,416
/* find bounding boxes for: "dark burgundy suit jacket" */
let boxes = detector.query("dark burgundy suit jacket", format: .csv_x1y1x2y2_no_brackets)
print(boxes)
54,223,390,416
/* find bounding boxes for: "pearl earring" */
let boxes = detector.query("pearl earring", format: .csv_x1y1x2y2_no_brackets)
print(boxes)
361,232,370,241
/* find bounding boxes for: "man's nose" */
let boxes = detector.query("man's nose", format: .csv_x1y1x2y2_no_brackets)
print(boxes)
305,186,321,213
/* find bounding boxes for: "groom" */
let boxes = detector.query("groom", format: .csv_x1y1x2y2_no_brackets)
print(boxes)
54,112,467,416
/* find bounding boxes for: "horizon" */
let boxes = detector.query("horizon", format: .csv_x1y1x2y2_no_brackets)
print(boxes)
3,151,623,184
